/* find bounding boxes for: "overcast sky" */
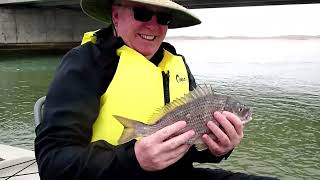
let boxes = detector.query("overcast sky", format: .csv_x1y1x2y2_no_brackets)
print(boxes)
167,4,320,37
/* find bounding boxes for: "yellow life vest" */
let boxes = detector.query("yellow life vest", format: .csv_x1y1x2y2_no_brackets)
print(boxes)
81,30,99,45
91,45,190,145
81,31,190,145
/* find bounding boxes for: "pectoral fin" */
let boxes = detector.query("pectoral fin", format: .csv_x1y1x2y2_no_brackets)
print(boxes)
195,143,208,151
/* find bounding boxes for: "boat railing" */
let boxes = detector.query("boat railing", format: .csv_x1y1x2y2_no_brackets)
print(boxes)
33,96,46,129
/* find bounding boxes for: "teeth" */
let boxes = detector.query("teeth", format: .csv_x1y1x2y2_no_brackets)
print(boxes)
140,34,155,41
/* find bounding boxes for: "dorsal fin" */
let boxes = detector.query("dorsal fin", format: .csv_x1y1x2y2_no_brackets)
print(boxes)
148,85,215,122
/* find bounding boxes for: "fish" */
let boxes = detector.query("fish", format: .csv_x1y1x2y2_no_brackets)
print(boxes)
114,85,252,151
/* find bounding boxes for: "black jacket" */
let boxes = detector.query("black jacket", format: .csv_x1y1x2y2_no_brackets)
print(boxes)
34,27,231,180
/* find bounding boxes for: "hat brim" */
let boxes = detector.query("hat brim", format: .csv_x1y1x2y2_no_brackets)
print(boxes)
80,0,201,29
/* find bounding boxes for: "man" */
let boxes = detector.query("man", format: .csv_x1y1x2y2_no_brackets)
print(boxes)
35,0,277,179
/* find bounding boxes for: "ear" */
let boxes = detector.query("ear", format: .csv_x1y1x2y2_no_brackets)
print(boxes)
111,5,119,26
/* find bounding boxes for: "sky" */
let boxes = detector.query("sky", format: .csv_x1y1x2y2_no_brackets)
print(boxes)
167,4,320,37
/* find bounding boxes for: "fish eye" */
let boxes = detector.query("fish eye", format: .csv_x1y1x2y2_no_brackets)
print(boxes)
238,105,245,112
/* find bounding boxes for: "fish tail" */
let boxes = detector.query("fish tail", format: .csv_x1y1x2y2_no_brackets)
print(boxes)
113,115,140,144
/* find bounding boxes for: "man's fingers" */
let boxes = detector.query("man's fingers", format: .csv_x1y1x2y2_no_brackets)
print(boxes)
153,121,187,142
207,120,230,147
162,130,195,150
222,111,244,137
202,134,224,156
165,144,191,161
214,111,238,140
163,144,191,166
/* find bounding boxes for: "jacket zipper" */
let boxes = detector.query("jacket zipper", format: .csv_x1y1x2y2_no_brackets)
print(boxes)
162,71,170,104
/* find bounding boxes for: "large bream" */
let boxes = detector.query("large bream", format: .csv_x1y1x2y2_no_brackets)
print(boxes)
114,85,252,151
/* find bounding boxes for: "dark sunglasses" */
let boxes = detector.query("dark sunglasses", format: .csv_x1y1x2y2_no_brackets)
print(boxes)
132,7,172,26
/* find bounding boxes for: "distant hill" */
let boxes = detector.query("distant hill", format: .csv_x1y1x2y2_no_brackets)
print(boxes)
166,35,320,40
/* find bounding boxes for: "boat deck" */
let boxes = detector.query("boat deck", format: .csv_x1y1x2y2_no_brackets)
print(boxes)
0,144,40,180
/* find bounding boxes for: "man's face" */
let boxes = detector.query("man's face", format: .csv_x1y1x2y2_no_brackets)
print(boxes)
112,3,169,59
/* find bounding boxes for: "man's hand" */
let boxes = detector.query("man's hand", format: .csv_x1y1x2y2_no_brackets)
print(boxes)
134,121,195,171
202,111,244,156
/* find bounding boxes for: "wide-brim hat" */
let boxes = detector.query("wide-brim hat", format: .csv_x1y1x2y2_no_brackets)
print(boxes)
80,0,201,28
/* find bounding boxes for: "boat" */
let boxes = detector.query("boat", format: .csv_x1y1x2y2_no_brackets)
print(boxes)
0,144,39,179
0,96,45,179
0,1,319,179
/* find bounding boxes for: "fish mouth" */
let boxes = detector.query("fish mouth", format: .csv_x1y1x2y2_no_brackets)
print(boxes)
242,111,253,125
242,116,252,125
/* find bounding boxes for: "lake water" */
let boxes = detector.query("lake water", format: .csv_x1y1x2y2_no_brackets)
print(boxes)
0,39,319,179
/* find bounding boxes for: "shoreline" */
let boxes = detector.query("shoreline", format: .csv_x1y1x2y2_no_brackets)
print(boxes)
166,35,320,40
1,36,319,54
0,42,80,53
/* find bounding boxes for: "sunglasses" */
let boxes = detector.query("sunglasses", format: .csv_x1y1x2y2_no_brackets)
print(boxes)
132,7,172,26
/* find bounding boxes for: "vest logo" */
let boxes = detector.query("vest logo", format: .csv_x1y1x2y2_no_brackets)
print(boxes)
176,74,187,83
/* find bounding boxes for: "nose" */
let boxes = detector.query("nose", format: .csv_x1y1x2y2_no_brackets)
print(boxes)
146,15,159,26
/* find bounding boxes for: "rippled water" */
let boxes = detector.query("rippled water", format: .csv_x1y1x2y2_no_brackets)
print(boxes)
0,53,61,150
0,39,320,179
168,38,320,179
193,69,320,179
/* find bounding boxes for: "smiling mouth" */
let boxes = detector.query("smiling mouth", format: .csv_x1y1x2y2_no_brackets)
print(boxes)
139,34,156,41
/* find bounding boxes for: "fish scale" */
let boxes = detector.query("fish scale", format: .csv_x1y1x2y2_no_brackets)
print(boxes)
175,95,228,145
114,85,252,151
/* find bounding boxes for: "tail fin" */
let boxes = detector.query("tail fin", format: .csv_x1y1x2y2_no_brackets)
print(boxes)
113,115,140,144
